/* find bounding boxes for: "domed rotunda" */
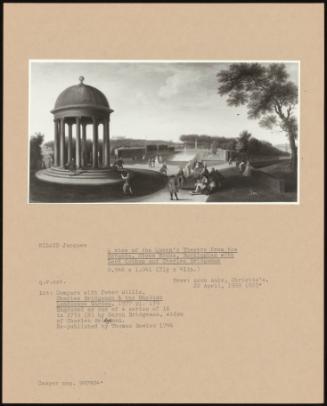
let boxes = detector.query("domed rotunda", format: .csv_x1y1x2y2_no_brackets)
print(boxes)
36,77,121,185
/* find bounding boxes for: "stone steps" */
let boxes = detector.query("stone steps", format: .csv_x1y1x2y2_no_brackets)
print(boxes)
44,167,121,179
35,168,123,185
49,167,114,174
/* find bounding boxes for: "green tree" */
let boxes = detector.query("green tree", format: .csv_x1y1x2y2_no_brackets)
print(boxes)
30,133,44,169
217,63,298,171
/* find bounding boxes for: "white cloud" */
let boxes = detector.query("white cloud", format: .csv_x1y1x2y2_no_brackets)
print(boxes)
158,68,204,99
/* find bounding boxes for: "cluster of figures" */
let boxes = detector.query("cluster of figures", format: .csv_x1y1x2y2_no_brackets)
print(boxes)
112,158,124,170
228,156,253,176
159,162,168,175
100,155,253,200
39,155,53,169
236,159,253,176
148,154,164,168
167,160,224,200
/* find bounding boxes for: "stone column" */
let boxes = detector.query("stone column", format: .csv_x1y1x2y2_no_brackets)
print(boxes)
67,123,73,165
53,119,59,166
75,117,81,169
92,117,98,169
108,115,111,167
102,118,110,168
101,121,105,168
59,118,65,168
81,122,87,168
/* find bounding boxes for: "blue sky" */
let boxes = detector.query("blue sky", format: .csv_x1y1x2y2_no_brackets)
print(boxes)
30,61,299,145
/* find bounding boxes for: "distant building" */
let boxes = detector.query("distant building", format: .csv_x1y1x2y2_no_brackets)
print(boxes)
114,146,145,160
174,143,185,151
213,148,231,161
183,145,232,161
114,144,175,160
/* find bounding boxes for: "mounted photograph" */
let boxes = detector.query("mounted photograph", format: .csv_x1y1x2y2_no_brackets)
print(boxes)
29,60,299,203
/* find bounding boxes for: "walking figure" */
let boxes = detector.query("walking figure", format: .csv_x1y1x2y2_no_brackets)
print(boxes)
121,171,133,195
176,167,185,188
168,176,179,200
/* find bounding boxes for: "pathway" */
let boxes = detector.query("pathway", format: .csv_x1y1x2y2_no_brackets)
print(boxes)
124,161,232,203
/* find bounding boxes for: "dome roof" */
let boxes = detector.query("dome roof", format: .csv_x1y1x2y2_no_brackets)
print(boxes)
53,76,110,111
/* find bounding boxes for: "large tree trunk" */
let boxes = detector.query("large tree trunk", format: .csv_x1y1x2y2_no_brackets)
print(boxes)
288,132,297,173
279,114,297,174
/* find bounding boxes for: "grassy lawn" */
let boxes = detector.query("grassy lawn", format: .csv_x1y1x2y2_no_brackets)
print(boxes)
29,169,167,203
29,159,297,203
249,156,289,168
207,162,297,203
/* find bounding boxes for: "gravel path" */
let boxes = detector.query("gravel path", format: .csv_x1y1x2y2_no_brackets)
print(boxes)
124,162,231,203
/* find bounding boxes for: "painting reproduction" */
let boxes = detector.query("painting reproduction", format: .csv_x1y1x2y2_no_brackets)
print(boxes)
29,61,299,204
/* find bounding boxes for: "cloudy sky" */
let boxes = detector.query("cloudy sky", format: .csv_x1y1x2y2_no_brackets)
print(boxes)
30,61,299,144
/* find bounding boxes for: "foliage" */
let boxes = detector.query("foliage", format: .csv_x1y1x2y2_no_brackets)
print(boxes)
179,132,285,158
30,133,44,169
235,130,252,153
217,63,298,170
